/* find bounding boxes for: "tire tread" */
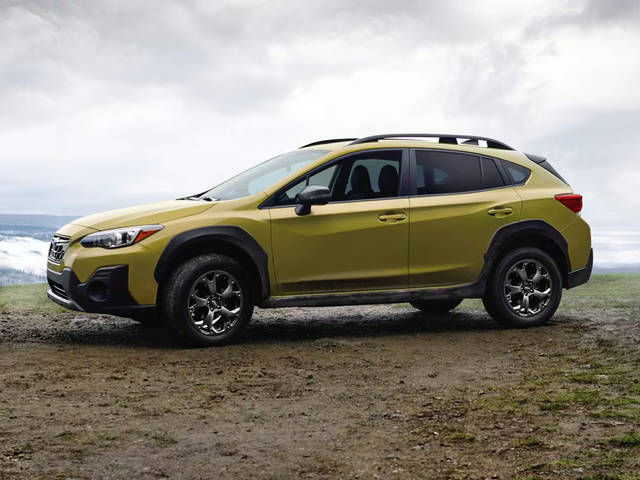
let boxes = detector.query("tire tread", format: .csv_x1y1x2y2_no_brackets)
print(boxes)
159,254,254,346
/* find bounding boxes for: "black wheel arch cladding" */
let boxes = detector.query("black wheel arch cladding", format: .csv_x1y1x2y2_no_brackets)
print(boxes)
480,219,571,289
154,226,270,300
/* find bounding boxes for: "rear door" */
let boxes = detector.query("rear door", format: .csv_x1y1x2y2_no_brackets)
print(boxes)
268,149,410,295
408,149,522,287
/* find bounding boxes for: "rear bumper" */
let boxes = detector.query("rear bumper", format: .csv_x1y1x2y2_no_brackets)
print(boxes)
47,265,154,318
567,248,593,289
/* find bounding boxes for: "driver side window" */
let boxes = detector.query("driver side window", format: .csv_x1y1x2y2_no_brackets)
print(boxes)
272,164,338,207
271,149,402,206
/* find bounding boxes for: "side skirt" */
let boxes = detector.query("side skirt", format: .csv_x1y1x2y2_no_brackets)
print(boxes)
258,282,484,308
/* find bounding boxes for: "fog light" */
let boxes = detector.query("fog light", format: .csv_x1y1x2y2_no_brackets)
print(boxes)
87,280,109,302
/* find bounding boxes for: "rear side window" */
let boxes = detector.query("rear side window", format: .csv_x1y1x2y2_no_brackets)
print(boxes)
415,150,482,194
481,157,504,189
501,160,531,185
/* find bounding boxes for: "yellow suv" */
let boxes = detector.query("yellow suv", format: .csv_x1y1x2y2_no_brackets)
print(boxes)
47,134,592,346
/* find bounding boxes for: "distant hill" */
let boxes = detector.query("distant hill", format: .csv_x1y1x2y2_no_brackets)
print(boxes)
0,214,78,228
593,264,640,274
0,214,79,286
0,214,79,242
0,267,45,285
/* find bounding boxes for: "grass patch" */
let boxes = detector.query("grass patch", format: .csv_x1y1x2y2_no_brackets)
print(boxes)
560,273,640,306
150,431,178,447
569,371,602,384
519,437,546,448
540,390,602,411
595,451,632,468
554,456,583,467
578,475,640,480
448,432,475,443
607,432,640,447
0,283,67,313
594,408,640,421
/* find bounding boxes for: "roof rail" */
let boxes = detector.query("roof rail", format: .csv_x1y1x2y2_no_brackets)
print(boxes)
300,138,358,148
348,133,514,150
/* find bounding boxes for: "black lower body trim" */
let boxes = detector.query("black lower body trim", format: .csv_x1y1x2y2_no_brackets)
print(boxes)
259,282,483,308
47,266,155,318
567,248,593,289
47,288,84,311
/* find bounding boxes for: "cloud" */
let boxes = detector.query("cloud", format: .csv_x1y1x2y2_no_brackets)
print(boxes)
0,0,638,237
526,0,640,33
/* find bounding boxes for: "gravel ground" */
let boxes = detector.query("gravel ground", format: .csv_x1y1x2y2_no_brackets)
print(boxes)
1,280,639,479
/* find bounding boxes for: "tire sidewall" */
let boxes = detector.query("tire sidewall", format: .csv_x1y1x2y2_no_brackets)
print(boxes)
164,255,254,346
490,248,562,327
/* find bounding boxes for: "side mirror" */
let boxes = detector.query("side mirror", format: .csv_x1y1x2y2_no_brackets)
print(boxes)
295,185,330,216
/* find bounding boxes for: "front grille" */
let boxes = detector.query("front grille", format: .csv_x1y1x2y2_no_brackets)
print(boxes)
48,280,68,299
48,235,70,264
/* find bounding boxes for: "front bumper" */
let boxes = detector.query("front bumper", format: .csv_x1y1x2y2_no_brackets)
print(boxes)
47,265,154,318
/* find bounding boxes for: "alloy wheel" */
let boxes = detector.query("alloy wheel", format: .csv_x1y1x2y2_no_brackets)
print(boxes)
503,259,553,317
187,270,243,336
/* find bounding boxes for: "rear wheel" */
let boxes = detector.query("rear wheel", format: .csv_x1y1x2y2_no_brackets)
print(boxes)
410,298,462,313
159,254,254,346
483,247,562,327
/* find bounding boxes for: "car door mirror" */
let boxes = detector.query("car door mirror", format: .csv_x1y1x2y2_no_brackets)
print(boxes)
295,185,330,216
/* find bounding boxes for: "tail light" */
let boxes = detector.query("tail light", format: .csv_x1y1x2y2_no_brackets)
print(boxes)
555,193,582,213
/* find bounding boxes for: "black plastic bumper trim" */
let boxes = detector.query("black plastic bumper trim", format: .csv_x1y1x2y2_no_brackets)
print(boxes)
47,287,84,311
567,248,593,289
46,266,155,318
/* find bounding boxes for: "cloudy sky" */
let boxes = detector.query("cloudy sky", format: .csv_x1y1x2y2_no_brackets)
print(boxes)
1,0,639,237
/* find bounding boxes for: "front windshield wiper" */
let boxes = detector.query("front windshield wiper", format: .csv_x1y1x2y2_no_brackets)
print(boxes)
181,195,218,202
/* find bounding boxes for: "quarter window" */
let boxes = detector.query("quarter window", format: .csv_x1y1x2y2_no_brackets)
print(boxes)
502,160,531,184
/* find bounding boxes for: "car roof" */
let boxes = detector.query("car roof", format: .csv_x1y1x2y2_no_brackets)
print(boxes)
298,135,531,166
299,133,515,151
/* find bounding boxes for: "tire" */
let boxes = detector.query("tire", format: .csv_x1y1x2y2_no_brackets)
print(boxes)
159,254,254,346
410,298,463,313
483,247,562,327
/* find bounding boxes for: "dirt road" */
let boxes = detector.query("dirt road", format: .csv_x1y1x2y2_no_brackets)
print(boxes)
1,277,639,479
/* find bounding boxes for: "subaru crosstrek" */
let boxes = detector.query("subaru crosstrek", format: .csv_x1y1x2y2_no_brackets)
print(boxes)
47,134,592,346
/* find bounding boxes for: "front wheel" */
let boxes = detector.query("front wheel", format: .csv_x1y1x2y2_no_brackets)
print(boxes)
483,247,562,327
159,254,254,346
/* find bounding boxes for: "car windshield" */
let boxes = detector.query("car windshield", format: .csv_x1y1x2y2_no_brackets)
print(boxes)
197,149,330,201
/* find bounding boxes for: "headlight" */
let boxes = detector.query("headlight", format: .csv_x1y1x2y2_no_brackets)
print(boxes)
80,225,164,249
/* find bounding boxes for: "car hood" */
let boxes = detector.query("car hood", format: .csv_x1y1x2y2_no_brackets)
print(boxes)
70,200,214,231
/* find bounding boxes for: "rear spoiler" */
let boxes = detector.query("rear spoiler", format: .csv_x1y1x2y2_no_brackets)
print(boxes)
524,153,568,185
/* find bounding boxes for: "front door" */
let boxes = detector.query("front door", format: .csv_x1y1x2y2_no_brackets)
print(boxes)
268,149,410,296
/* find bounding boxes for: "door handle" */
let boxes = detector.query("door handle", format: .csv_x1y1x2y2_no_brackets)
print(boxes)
378,213,407,222
487,206,513,217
